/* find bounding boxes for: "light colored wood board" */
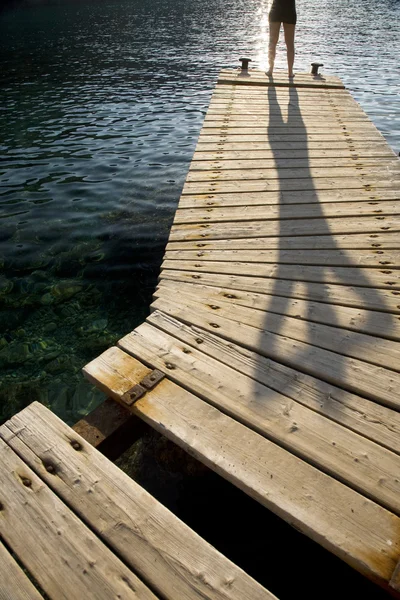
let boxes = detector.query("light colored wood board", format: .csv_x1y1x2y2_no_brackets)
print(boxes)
195,141,392,152
149,297,400,409
159,270,400,314
201,118,380,129
196,134,386,143
1,403,274,600
178,189,400,209
0,540,44,600
210,95,360,107
155,280,400,340
207,105,368,117
193,148,397,161
83,345,400,589
182,178,400,195
120,321,400,513
189,158,399,172
185,166,400,184
164,248,400,270
169,217,400,243
166,231,400,251
199,127,383,137
173,202,400,225
215,81,348,91
147,308,400,455
152,292,400,372
219,69,344,81
160,259,400,290
0,438,156,600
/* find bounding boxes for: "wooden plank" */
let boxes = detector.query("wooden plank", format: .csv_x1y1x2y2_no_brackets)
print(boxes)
83,345,400,589
173,202,400,225
218,75,345,89
391,561,400,593
193,148,397,161
186,166,400,184
166,231,400,251
189,158,398,172
199,127,384,137
155,280,400,341
178,189,400,209
182,178,400,195
195,134,387,143
159,270,400,314
149,297,400,409
152,292,400,371
1,403,274,600
164,248,400,269
169,217,400,241
118,322,400,512
0,540,44,600
147,309,400,455
0,438,157,600
160,259,400,290
195,141,392,152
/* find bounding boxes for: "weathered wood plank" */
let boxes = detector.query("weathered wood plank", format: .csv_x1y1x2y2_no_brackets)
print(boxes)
178,189,400,209
173,201,400,225
0,541,44,600
190,157,397,171
161,259,400,290
147,309,400,454
182,178,400,195
186,166,400,183
159,270,400,314
193,148,396,161
166,231,400,251
196,134,387,143
1,403,274,600
155,280,400,341
195,141,392,152
119,322,400,512
0,438,157,600
169,217,400,241
164,248,400,269
83,345,400,588
149,298,400,409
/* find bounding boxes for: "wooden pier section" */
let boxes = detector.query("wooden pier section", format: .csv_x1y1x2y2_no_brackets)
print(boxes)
1,68,400,598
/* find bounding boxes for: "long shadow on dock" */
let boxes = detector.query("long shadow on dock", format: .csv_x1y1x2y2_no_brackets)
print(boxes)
259,82,391,415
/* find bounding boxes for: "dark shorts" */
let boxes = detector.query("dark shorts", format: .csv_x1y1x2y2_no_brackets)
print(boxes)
268,6,297,25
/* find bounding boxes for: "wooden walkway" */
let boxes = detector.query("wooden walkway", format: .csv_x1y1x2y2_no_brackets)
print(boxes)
83,69,400,594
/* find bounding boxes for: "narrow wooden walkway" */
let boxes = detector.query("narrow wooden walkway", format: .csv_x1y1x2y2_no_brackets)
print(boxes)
85,68,400,595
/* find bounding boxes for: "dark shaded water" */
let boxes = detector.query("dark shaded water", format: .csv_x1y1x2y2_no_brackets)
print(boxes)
1,0,399,424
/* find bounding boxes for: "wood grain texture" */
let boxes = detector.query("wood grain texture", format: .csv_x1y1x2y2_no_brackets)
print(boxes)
146,308,400,455
1,403,273,600
0,541,44,600
149,297,400,409
0,438,156,600
159,269,400,314
155,280,400,341
83,345,400,588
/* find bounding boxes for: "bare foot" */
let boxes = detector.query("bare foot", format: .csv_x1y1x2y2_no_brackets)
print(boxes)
266,69,273,76
288,72,295,78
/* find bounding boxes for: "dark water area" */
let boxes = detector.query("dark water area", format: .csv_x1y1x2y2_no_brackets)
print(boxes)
0,0,399,426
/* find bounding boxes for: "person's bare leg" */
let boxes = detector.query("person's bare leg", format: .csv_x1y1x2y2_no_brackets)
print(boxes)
283,22,295,77
267,21,281,76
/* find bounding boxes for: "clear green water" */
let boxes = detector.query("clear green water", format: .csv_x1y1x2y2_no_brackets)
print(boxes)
1,0,399,424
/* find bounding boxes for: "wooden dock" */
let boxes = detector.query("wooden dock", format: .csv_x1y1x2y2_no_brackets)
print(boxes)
84,68,400,594
2,67,400,598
